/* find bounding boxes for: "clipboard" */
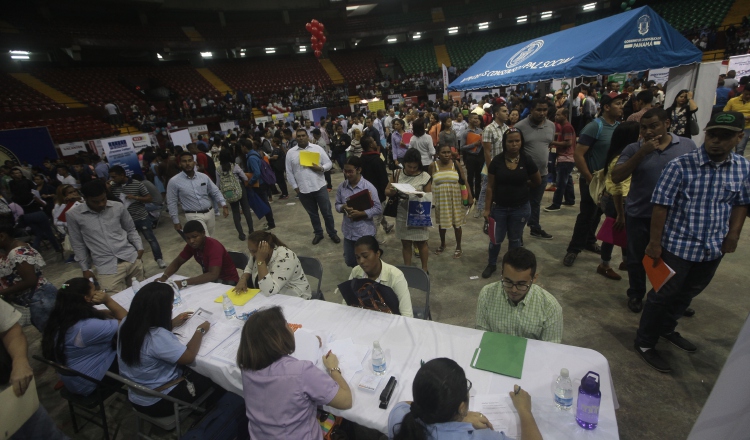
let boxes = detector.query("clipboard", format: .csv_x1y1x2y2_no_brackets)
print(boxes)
299,151,320,167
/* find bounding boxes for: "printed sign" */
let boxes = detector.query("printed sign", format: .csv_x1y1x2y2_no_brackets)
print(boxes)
58,142,87,156
101,135,142,177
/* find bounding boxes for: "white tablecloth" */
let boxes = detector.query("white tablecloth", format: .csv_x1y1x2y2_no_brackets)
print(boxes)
111,277,619,439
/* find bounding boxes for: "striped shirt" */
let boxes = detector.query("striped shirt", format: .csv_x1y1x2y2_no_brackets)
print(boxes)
482,121,508,161
109,179,149,221
652,147,750,262
166,171,226,224
334,177,382,241
476,282,563,343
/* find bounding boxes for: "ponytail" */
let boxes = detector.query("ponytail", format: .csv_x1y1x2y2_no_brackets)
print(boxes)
393,408,428,440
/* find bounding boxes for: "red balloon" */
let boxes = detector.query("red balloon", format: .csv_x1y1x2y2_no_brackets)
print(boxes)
310,26,318,34
320,35,327,44
315,43,323,51
310,36,318,44
318,23,325,32
305,23,312,32
314,50,322,58
311,19,319,26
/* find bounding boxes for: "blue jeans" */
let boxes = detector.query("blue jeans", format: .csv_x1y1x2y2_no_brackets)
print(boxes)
487,203,531,266
298,185,338,238
334,152,347,170
551,162,576,207
626,216,651,300
547,152,557,182
145,202,163,219
343,238,357,267
23,211,61,252
133,217,163,260
527,181,546,231
13,283,57,333
736,128,750,156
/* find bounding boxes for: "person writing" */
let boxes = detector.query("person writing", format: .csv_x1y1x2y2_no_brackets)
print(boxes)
158,220,239,287
234,231,311,298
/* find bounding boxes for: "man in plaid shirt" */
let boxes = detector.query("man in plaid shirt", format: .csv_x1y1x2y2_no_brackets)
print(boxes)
635,111,750,373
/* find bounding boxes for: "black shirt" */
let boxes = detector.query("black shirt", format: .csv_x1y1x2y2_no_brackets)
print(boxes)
488,152,538,208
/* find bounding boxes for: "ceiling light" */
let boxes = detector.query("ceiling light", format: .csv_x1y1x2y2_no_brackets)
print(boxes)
157,53,163,59
583,2,596,10
346,6,359,10
300,46,307,52
387,38,397,42
240,49,246,52
541,11,553,18
516,15,528,23
9,50,30,55
478,22,489,30
200,51,212,58
265,48,276,54
11,55,29,60
448,26,458,34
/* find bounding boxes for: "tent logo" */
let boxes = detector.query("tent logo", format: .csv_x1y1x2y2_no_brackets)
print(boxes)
637,15,651,36
506,40,544,68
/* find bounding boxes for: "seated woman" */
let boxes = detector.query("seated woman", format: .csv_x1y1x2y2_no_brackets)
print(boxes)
117,282,219,417
238,306,352,439
234,231,312,299
389,358,542,440
336,236,414,318
41,277,127,395
0,222,58,332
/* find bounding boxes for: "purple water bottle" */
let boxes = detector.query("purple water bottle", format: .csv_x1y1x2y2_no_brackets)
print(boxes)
575,371,601,429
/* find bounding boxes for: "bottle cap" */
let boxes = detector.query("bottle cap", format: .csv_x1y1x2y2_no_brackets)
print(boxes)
560,368,569,378
581,371,600,393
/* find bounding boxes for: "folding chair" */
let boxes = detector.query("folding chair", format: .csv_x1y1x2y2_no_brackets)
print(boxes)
104,371,214,440
298,255,325,300
32,355,126,439
395,265,432,320
228,251,249,272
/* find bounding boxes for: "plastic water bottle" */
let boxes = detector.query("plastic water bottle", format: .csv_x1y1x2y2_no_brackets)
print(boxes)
173,286,182,306
131,277,142,293
372,340,386,375
222,293,236,319
576,371,601,430
553,368,574,410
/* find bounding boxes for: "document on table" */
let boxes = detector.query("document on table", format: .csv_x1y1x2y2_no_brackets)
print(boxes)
175,308,219,345
210,332,242,365
291,328,324,367
198,321,240,357
391,183,425,195
327,338,370,382
470,394,520,439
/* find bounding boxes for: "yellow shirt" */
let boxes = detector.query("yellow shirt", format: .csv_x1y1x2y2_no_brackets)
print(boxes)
724,96,750,128
605,156,630,196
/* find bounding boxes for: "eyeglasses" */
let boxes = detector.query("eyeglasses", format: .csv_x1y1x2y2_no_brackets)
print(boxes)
466,378,473,393
501,278,532,292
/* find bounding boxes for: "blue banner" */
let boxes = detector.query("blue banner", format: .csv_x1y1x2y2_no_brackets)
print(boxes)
0,127,58,167
101,135,143,177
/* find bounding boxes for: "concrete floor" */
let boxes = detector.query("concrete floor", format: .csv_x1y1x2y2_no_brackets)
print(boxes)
23,169,750,439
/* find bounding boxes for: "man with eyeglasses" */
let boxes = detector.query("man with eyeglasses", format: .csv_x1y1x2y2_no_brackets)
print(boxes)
475,247,563,343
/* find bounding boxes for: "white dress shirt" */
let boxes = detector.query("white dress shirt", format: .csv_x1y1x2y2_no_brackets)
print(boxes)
285,144,332,194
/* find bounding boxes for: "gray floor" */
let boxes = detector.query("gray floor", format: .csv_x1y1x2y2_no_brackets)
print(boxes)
24,169,750,439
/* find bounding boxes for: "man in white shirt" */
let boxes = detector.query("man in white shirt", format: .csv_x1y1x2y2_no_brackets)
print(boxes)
285,129,341,245
56,164,79,188
348,116,364,137
104,102,121,127
384,109,395,139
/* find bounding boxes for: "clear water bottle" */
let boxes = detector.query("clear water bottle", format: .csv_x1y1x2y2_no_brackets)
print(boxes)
131,277,142,293
372,340,386,375
576,371,601,430
173,286,182,306
222,293,236,319
553,368,574,410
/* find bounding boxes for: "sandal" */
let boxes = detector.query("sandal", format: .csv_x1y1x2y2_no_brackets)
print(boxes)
434,245,445,256
453,249,463,259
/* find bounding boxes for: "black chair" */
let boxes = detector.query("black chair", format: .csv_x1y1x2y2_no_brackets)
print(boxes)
298,255,325,300
32,355,126,439
104,371,214,440
395,265,432,320
228,251,249,272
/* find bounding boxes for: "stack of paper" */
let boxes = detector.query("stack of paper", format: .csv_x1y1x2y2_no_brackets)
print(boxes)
470,394,520,439
175,308,219,345
391,183,425,196
327,338,370,382
197,321,240,357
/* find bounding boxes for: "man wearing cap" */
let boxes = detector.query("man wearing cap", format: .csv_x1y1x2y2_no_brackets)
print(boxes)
723,87,750,156
563,92,627,267
634,112,750,373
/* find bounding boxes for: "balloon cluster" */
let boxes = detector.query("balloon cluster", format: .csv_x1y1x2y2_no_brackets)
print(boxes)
620,0,635,11
305,19,326,58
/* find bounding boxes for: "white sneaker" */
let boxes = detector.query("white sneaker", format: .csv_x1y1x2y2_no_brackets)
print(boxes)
473,211,480,218
157,259,167,269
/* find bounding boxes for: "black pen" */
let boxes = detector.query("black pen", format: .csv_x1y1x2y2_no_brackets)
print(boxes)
515,385,521,395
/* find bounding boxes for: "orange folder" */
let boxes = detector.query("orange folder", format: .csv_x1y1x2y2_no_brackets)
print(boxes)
642,255,676,292
465,132,483,154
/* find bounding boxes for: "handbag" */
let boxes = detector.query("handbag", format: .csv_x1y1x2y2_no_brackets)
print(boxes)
406,195,433,227
689,112,700,136
337,278,401,315
383,170,400,218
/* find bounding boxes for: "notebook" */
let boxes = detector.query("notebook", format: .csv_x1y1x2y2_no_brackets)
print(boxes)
642,255,676,292
214,288,261,306
596,217,627,248
346,189,374,211
299,151,321,167
470,332,528,379
465,132,483,153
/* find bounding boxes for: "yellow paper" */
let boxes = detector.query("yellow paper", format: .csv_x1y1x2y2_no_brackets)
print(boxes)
214,288,261,306
0,377,39,439
299,151,320,167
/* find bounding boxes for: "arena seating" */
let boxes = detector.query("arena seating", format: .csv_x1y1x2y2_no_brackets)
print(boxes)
329,49,381,84
0,73,62,112
380,43,439,75
650,0,734,30
1,115,115,144
575,10,612,26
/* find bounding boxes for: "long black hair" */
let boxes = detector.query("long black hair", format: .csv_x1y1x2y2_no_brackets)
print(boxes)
667,89,689,113
603,121,641,176
41,277,110,364
118,282,174,366
394,358,469,440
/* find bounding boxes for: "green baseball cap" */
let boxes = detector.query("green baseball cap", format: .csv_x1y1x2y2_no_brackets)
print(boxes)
705,111,745,132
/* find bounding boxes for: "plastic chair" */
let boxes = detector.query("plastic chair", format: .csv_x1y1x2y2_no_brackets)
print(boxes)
228,251,249,272
104,371,214,440
395,266,432,320
32,355,125,440
298,255,325,300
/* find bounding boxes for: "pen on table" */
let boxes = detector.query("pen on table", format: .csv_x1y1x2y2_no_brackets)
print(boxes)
514,385,521,395
326,350,332,358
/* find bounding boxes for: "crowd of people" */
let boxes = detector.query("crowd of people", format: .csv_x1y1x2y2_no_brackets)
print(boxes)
2,65,750,439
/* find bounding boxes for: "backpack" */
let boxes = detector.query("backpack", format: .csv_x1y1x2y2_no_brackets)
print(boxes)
337,278,401,315
249,151,277,185
219,169,243,203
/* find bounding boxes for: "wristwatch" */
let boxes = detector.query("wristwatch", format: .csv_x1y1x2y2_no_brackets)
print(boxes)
196,327,206,334
257,261,265,267
180,280,189,288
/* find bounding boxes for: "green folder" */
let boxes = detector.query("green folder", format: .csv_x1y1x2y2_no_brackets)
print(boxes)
470,332,528,378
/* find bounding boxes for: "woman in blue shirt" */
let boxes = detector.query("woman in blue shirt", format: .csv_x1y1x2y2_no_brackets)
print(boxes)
117,282,220,417
42,277,127,396
388,358,542,440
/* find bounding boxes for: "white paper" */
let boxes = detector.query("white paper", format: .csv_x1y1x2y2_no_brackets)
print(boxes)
358,375,383,391
291,328,324,367
470,394,520,439
197,321,240,357
120,192,133,210
327,338,370,382
210,332,242,365
175,308,219,345
0,378,39,438
391,183,425,195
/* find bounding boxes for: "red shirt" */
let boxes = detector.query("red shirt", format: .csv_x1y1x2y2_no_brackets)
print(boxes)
555,122,576,163
178,237,239,283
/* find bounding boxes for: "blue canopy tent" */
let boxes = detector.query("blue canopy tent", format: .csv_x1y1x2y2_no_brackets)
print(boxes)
448,6,702,91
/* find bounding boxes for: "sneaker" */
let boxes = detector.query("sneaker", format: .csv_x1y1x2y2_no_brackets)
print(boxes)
264,224,276,231
563,252,578,267
481,265,497,279
530,228,553,239
596,264,622,280
683,307,696,317
483,220,489,235
661,332,697,353
544,205,561,212
157,259,167,269
627,297,643,313
473,210,480,218
280,195,289,200
634,344,672,373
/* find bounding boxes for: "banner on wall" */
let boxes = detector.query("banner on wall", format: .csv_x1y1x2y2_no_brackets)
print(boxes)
130,134,152,149
647,68,670,86
366,100,385,112
254,116,271,125
442,64,449,100
170,129,193,148
101,135,142,177
728,54,750,80
58,142,88,157
271,113,295,124
0,127,58,167
220,121,237,132
187,125,209,141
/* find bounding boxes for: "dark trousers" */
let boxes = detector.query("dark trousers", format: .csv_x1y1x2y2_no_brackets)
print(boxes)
254,184,275,228
298,185,338,238
566,176,602,253
550,162,576,207
273,169,288,196
334,152,347,170
133,217,163,261
547,152,557,182
343,238,357,267
487,203,530,266
229,186,254,235
132,369,220,418
527,181,546,231
626,216,651,300
463,153,483,202
24,211,61,252
635,250,722,348
324,171,332,190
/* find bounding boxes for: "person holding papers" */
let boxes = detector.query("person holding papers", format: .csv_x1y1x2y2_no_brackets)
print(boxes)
157,220,239,287
118,282,221,417
388,358,542,440
285,129,341,245
41,277,126,396
238,306,352,439
234,231,312,299
335,156,382,267
476,248,563,343
634,112,750,373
